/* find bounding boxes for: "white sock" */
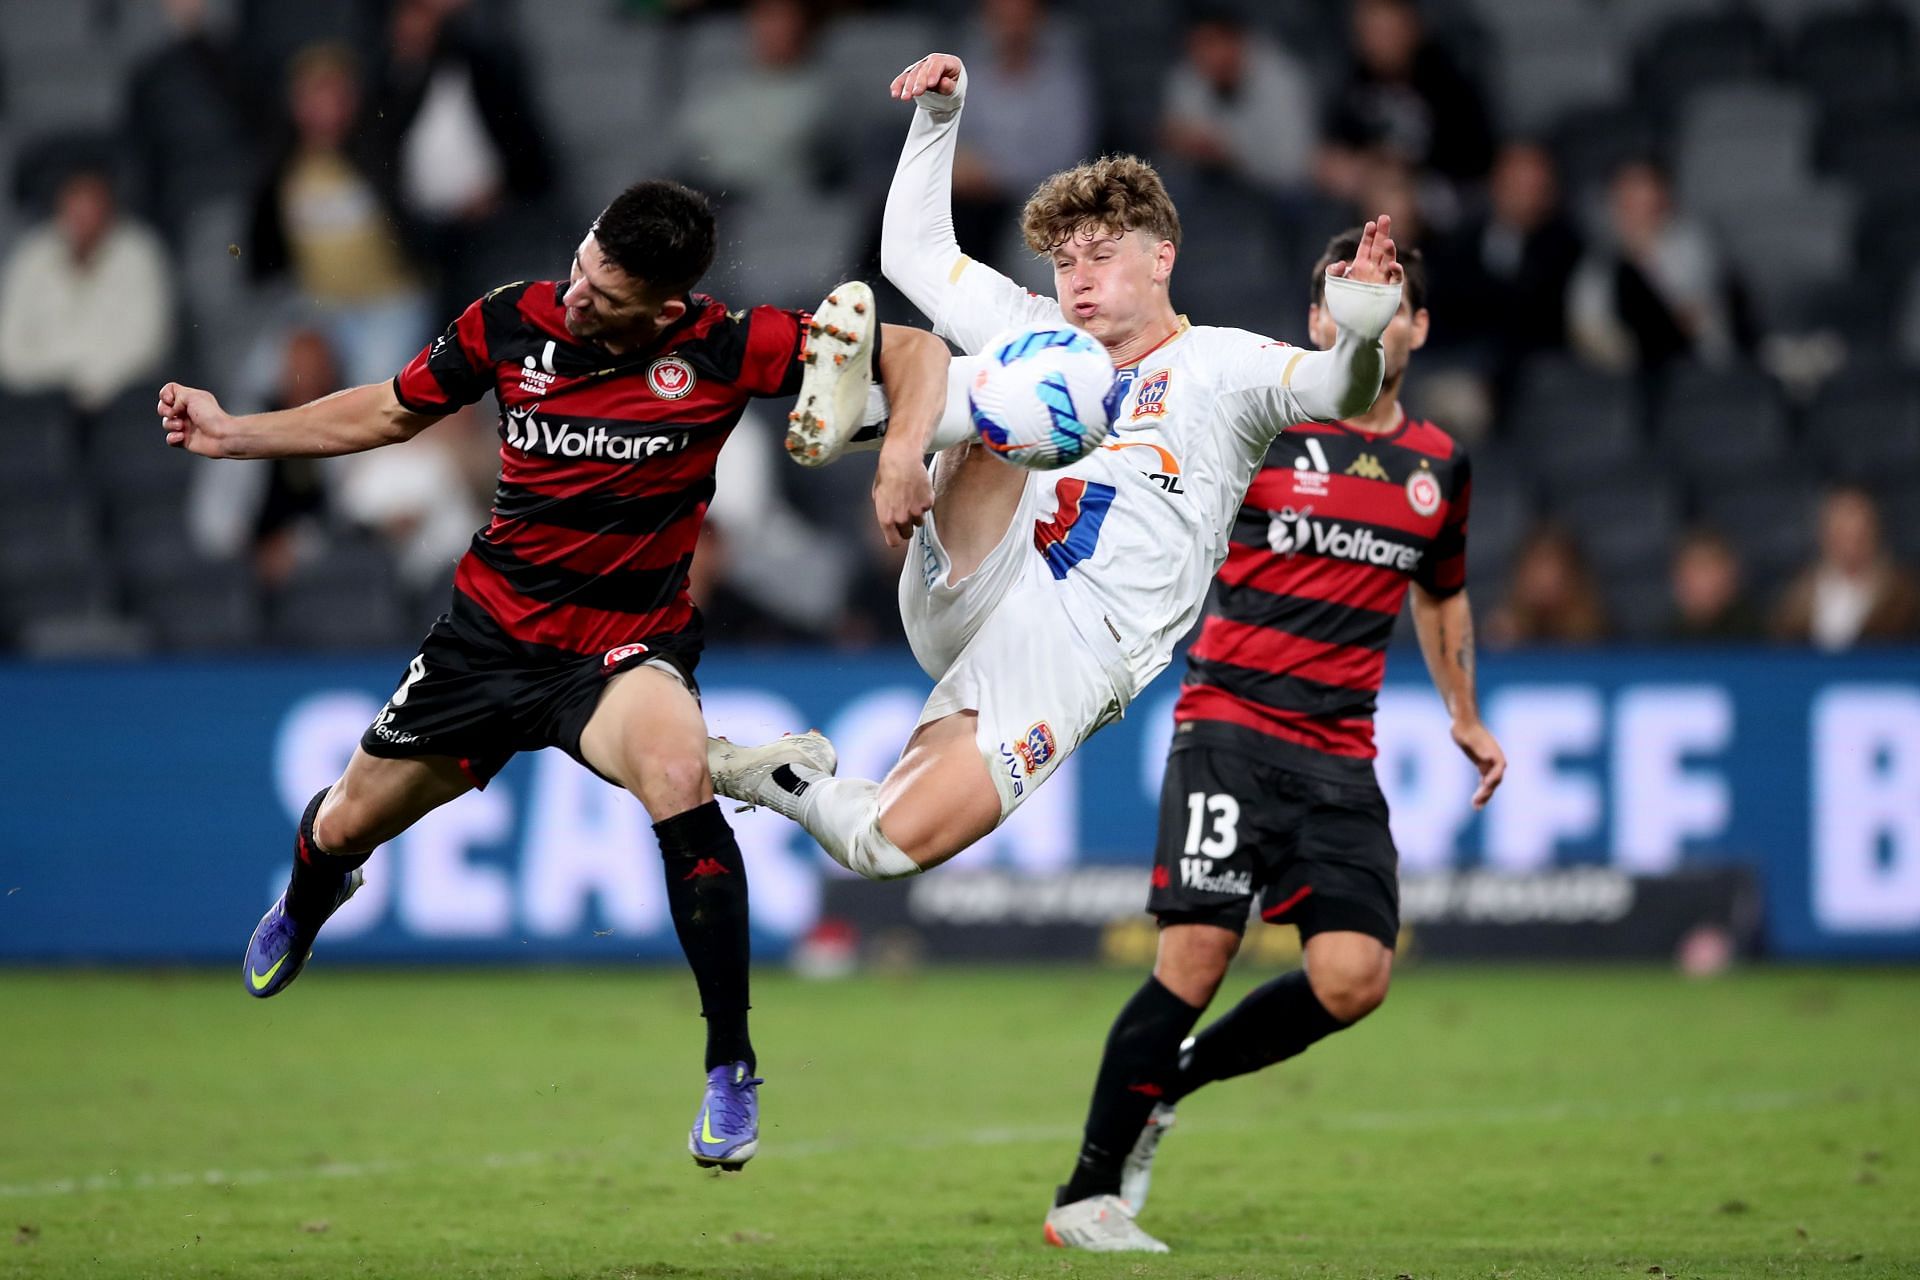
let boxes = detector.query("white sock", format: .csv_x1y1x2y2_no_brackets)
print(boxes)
795,773,922,880
859,366,980,454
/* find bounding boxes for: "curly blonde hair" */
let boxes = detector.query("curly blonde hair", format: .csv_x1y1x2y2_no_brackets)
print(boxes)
1020,155,1183,255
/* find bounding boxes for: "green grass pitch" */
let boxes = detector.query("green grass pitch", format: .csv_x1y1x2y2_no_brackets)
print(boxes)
0,963,1914,1279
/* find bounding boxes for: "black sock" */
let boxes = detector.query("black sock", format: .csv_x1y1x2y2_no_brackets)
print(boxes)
285,788,370,921
656,801,754,1073
1168,969,1348,1103
1059,976,1204,1205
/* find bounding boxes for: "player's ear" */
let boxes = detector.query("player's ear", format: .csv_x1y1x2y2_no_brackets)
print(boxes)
1409,306,1430,351
655,295,689,327
1307,302,1335,350
1154,238,1176,285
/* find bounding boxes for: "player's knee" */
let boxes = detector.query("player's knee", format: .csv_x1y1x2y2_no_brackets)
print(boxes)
1309,959,1391,1024
847,814,924,880
312,797,385,857
1154,927,1238,1005
631,747,712,819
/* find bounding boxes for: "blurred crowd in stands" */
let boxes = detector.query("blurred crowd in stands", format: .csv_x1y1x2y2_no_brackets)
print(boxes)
1,0,1917,657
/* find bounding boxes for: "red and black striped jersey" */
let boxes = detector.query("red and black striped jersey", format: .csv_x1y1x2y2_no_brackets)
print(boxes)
1173,415,1471,779
392,281,807,656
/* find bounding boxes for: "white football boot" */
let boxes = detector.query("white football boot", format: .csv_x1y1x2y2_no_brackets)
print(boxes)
786,282,877,467
1042,1194,1170,1253
1119,1101,1177,1214
706,732,839,821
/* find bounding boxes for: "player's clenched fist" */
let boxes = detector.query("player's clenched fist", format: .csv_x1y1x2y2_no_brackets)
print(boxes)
158,382,233,457
890,53,963,102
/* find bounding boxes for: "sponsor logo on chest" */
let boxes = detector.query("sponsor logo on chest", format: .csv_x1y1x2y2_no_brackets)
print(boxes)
1267,507,1424,572
503,403,691,461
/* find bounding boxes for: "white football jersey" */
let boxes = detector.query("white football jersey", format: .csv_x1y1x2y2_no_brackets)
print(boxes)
934,263,1315,698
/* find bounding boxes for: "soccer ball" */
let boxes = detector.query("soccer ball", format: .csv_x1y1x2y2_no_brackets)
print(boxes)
968,325,1116,470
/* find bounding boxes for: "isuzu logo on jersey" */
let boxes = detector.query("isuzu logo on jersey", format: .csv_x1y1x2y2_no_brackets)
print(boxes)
503,406,691,461
1292,436,1332,496
647,356,696,400
1267,507,1423,571
519,340,559,394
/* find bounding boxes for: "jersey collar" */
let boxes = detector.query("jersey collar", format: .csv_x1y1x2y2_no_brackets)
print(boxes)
1113,316,1190,370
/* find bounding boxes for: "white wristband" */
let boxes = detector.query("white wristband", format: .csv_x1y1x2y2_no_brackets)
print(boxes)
1322,273,1403,342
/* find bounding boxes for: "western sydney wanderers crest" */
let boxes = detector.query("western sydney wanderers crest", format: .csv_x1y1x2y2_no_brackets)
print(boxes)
647,356,695,400
602,642,650,669
1131,369,1171,419
1015,721,1057,773
1406,465,1442,517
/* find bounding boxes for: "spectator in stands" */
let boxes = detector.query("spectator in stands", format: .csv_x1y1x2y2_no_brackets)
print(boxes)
335,404,488,595
1568,159,1733,373
1773,486,1920,650
124,0,264,245
1430,140,1582,386
1158,5,1317,197
948,0,1097,257
0,164,175,413
247,43,431,388
369,0,558,313
1485,525,1609,647
1323,0,1494,195
187,327,339,588
671,0,831,201
1665,529,1761,643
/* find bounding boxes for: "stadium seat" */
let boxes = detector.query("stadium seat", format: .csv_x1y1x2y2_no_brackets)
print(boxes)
1633,12,1774,122
1818,102,1920,199
1653,364,1794,483
1879,478,1920,565
1487,2,1629,133
15,611,152,658
267,578,409,652
1549,102,1661,200
1556,469,1682,577
1748,0,1877,25
1808,368,1920,484
1715,183,1858,323
134,559,263,652
1601,570,1673,642
700,193,864,313
1506,358,1646,489
1698,476,1818,583
85,412,197,507
1789,8,1915,114
1607,0,1734,48
1675,83,1815,216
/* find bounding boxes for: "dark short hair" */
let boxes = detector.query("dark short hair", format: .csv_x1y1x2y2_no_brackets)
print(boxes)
1310,226,1427,314
591,180,718,297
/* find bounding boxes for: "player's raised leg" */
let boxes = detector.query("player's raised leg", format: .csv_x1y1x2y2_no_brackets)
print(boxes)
244,750,472,998
578,665,765,1170
709,711,999,878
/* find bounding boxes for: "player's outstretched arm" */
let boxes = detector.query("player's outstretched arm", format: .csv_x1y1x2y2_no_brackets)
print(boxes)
158,380,440,460
1410,584,1506,809
880,54,1056,354
1288,216,1404,422
880,54,970,328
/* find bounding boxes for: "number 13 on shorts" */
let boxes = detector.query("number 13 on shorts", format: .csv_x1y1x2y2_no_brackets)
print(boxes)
1183,791,1240,858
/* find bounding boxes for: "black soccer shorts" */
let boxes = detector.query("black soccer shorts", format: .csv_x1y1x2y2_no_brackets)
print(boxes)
1146,741,1400,948
358,593,701,788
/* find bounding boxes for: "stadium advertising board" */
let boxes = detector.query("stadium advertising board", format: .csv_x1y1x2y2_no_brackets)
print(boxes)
0,650,1914,960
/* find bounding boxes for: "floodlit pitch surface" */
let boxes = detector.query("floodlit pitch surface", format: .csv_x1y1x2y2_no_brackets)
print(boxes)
0,965,1913,1279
